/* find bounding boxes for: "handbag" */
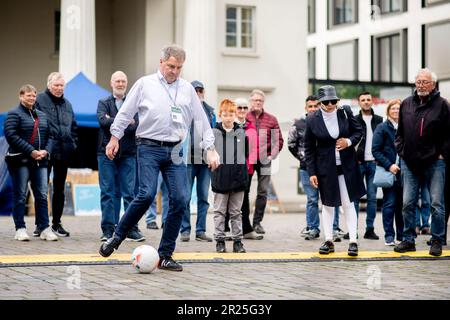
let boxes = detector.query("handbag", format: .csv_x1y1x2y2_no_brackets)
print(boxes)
373,165,395,188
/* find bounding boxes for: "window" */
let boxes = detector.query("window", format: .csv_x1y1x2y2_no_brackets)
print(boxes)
372,0,407,14
308,0,316,34
329,0,358,27
423,0,450,7
425,21,450,79
226,6,255,50
373,30,407,82
328,40,358,80
308,48,316,79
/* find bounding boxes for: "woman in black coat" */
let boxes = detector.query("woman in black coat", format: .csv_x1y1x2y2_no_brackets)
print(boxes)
372,99,404,246
305,86,365,256
4,85,58,242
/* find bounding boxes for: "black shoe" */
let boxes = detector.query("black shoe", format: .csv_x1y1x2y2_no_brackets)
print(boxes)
364,228,379,240
394,240,416,253
305,229,320,240
348,243,358,256
158,256,183,272
100,231,114,242
52,224,70,237
253,224,266,234
126,229,146,242
319,241,335,254
429,240,442,257
146,221,159,230
33,227,44,237
216,241,226,253
99,236,122,257
427,239,446,246
233,241,246,253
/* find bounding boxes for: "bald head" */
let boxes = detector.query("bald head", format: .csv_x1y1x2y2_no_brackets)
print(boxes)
110,71,128,98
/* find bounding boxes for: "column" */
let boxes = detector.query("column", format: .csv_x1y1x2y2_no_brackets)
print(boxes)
182,0,218,107
59,0,96,82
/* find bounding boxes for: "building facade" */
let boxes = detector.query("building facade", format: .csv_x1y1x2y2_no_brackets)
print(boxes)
307,0,450,100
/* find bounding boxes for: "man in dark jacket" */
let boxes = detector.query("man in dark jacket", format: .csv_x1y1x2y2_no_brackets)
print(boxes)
36,72,78,237
246,89,284,234
353,92,383,241
395,68,450,256
97,71,144,242
180,80,216,242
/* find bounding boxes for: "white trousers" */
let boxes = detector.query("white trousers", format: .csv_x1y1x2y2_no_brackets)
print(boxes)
322,175,358,243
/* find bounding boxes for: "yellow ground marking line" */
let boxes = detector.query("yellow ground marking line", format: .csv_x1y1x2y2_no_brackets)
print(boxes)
0,250,448,265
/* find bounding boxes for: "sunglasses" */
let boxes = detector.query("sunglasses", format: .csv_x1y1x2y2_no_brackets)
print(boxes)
195,88,204,93
321,100,338,106
237,106,249,111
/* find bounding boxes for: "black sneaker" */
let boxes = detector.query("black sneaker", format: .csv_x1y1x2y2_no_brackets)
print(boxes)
348,243,358,257
158,256,183,272
364,228,380,240
146,221,159,230
319,241,335,254
52,224,70,237
394,240,416,253
253,224,266,234
343,232,359,240
233,241,246,253
429,240,442,257
99,236,122,257
305,229,320,240
33,227,44,237
126,229,146,242
100,231,114,242
216,241,226,253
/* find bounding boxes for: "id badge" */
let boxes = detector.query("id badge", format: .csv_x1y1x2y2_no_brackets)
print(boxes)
171,105,183,124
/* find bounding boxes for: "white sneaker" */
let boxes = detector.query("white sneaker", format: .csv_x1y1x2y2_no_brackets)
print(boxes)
40,227,58,241
14,228,30,241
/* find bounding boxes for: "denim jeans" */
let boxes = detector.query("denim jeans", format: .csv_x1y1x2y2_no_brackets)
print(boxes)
9,165,49,231
354,161,378,230
401,159,446,243
114,143,188,258
300,169,339,232
146,172,169,226
415,183,431,229
98,154,136,234
180,164,211,235
382,179,404,242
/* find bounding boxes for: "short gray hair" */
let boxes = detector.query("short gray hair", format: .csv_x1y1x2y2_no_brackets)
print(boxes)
47,72,65,86
250,89,265,100
416,68,438,83
235,98,249,107
161,45,186,62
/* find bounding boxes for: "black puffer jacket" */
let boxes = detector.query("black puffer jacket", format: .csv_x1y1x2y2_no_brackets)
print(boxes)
287,117,307,170
4,104,50,167
211,123,249,194
395,89,450,174
36,89,78,161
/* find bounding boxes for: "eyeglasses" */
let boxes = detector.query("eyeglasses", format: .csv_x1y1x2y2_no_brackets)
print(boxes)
252,99,264,103
237,106,249,111
321,100,338,106
415,80,432,86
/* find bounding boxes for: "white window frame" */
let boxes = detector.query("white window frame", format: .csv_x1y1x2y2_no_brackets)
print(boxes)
225,5,256,52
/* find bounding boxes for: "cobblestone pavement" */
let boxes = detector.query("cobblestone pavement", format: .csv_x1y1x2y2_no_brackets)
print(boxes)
0,212,449,300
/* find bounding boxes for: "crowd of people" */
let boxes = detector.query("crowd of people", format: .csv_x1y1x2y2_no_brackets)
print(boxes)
3,44,450,272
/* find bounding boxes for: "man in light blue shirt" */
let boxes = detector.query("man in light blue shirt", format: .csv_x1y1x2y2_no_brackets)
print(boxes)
99,45,220,272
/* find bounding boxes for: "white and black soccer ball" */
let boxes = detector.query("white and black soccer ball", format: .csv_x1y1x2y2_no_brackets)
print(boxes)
131,245,160,274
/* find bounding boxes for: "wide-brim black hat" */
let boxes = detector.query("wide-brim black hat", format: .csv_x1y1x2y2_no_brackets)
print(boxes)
318,85,339,102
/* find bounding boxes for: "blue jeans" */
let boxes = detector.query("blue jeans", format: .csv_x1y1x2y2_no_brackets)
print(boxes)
115,143,188,258
415,183,431,229
401,159,446,243
180,164,211,235
300,169,339,232
8,165,49,231
98,154,136,234
354,161,378,230
146,172,169,225
382,179,404,242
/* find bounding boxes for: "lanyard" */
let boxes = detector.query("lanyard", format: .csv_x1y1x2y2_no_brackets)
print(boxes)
159,77,179,106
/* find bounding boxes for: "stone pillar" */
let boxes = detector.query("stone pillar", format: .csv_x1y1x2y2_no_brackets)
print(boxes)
59,0,96,82
182,0,218,107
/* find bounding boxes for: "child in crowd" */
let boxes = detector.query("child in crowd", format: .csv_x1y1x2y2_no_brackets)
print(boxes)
211,99,249,253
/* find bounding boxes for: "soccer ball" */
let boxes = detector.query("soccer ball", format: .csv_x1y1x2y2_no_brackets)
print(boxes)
131,245,160,274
